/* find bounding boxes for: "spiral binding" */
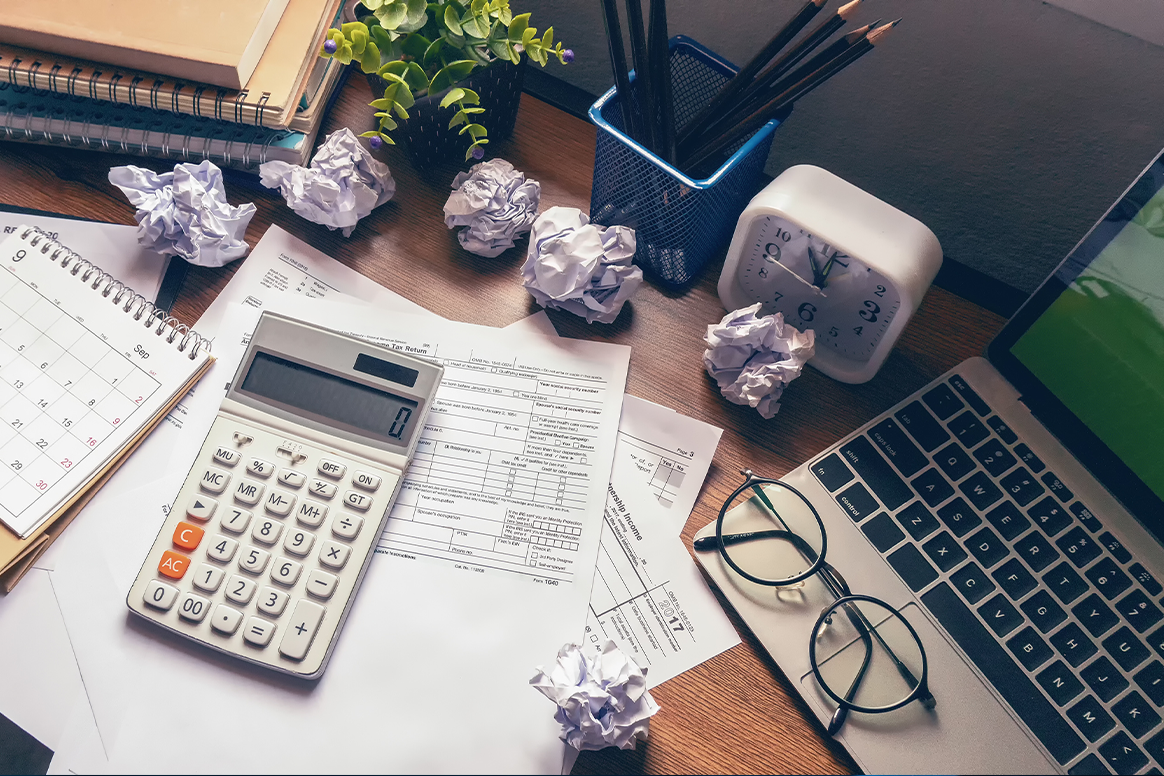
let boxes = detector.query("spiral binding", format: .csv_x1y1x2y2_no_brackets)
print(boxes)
17,227,210,360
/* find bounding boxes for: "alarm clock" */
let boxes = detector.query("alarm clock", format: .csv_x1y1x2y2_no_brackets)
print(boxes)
718,165,942,384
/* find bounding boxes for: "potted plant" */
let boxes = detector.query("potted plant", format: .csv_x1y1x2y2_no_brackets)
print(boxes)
321,0,572,165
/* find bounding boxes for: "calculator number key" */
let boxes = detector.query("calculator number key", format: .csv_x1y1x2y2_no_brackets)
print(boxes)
257,586,290,617
186,496,217,522
319,540,351,570
200,467,231,495
177,592,210,623
306,569,338,600
265,490,296,516
332,514,363,541
251,518,284,546
206,535,238,563
270,557,302,586
143,580,179,610
192,563,224,593
233,479,265,506
225,574,257,605
343,491,372,512
210,604,243,635
318,460,345,479
239,546,271,574
309,480,337,500
247,458,274,478
279,600,326,660
213,447,240,467
353,472,381,492
278,469,306,489
243,617,277,647
296,500,328,528
221,507,252,534
158,550,191,580
284,528,315,557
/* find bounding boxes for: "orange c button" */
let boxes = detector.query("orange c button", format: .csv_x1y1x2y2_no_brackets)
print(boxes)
172,521,205,551
158,550,191,580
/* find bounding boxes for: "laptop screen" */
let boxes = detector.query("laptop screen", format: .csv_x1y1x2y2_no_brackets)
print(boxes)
989,149,1164,536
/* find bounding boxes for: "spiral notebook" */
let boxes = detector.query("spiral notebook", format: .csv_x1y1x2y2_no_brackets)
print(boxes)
0,226,214,587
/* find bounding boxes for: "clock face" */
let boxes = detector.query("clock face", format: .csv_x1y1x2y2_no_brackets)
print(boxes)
736,215,902,361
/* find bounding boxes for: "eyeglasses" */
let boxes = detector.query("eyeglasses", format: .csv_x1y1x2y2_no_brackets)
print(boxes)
694,469,936,734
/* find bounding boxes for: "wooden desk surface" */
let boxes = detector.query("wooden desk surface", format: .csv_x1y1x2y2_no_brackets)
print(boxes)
0,74,1005,774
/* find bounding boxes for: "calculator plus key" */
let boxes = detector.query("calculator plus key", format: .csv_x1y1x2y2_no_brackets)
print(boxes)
280,600,326,661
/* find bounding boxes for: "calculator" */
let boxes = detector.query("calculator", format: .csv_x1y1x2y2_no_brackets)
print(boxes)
127,312,443,678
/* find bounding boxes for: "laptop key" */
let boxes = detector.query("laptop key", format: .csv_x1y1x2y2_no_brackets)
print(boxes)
1098,732,1148,774
911,468,954,508
1015,443,1045,473
895,401,950,452
1098,532,1131,564
1073,594,1120,638
934,441,975,482
1086,558,1132,601
1037,659,1085,706
986,416,1018,445
894,501,940,541
1000,467,1045,507
986,501,1031,542
810,453,855,492
922,531,968,572
951,561,995,605
937,497,981,538
1133,661,1164,707
839,437,912,511
922,383,963,420
1041,471,1074,503
868,419,927,477
1081,656,1129,702
1044,561,1089,605
1103,626,1150,672
922,583,1085,764
948,374,989,416
949,411,989,448
835,482,879,522
1030,496,1072,537
1051,622,1099,667
1015,530,1060,573
886,543,939,592
1071,502,1102,533
1021,590,1067,633
861,513,905,553
1117,588,1164,634
980,593,1024,637
1008,626,1053,670
973,438,1017,477
994,557,1037,599
1112,690,1161,739
966,526,1008,569
1067,695,1116,742
1131,563,1163,597
1056,526,1101,568
959,471,1004,511
1067,753,1112,776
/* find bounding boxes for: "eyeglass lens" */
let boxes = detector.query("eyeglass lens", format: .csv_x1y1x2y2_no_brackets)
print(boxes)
720,481,825,585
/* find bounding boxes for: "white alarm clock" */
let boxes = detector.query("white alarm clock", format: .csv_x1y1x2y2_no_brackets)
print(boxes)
718,165,943,384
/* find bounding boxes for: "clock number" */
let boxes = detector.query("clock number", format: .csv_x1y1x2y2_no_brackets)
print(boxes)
828,327,839,338
853,326,864,336
770,291,783,303
859,300,880,322
874,284,887,298
797,303,817,322
758,266,768,279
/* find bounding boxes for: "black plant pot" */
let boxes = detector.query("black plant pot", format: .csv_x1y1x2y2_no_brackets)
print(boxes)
365,60,524,170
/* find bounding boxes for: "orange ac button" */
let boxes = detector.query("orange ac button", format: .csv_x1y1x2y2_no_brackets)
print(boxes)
158,550,191,580
172,521,205,551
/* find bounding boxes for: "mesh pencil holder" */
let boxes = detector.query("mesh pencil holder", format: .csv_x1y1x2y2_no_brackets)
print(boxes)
589,35,789,288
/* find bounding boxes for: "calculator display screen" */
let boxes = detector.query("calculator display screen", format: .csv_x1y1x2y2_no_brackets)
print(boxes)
240,351,419,445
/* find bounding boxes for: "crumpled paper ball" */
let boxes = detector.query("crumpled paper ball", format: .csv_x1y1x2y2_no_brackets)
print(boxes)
107,160,255,267
443,158,540,257
521,206,641,324
259,127,396,237
530,640,660,752
703,303,815,419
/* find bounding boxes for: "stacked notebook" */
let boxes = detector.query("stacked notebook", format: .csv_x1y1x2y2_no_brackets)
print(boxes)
0,0,347,170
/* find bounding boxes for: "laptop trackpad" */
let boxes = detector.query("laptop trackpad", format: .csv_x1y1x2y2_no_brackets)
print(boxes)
797,602,1055,775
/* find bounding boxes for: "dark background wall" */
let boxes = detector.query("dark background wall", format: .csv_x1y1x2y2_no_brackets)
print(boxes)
521,0,1164,295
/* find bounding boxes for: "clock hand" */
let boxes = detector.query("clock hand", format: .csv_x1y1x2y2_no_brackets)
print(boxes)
806,245,825,287
767,254,827,296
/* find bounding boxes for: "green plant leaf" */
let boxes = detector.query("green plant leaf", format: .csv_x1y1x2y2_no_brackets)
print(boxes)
404,60,430,90
360,40,381,72
442,28,466,48
497,4,512,26
405,0,428,26
541,27,553,47
439,87,466,108
392,102,410,119
459,87,480,105
521,27,537,49
369,97,395,110
341,21,369,37
375,0,407,29
448,109,468,128
429,59,476,94
362,0,387,10
487,38,510,62
378,114,398,130
395,82,416,109
400,32,430,59
462,106,484,114
377,60,410,77
422,37,445,68
458,122,486,136
443,4,463,35
369,24,393,51
471,0,487,15
508,13,529,42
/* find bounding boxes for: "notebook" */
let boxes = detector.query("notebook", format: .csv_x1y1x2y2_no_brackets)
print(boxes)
0,226,215,589
0,0,291,89
695,148,1164,774
0,0,341,128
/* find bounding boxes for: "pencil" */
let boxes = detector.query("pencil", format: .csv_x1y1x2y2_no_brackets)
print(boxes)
625,0,655,151
599,0,638,139
678,0,826,148
683,20,898,172
648,0,676,163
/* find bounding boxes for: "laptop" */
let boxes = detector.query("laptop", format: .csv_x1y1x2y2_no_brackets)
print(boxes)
694,148,1164,775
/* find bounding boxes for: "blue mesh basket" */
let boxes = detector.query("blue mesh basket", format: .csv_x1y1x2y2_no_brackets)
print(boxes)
589,35,789,288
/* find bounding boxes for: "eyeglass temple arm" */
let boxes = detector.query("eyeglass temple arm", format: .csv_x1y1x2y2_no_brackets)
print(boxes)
827,616,873,736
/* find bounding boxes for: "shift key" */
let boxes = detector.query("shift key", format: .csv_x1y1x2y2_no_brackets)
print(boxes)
839,437,912,510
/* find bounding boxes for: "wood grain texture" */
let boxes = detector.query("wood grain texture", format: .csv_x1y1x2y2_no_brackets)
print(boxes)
0,73,1004,775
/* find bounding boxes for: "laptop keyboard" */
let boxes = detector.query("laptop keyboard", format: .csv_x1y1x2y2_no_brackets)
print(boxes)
811,372,1164,775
